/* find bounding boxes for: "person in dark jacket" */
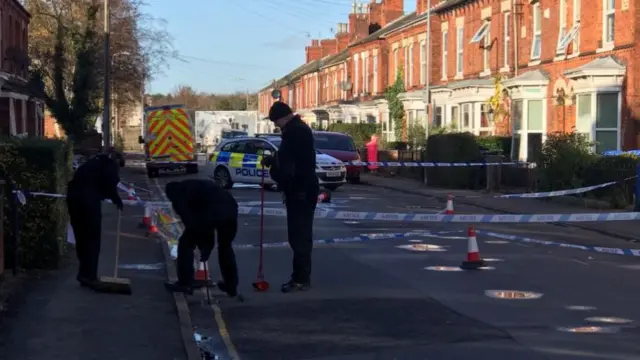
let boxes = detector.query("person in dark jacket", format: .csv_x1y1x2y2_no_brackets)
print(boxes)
164,179,239,297
262,101,319,293
67,153,124,290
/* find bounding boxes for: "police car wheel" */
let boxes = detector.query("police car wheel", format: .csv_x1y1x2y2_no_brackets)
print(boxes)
214,167,233,189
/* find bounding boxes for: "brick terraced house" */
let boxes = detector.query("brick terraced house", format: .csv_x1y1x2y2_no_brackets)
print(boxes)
0,0,45,137
258,0,638,161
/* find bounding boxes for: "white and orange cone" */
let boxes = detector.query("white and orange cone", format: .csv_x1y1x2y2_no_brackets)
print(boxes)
141,205,151,227
147,216,158,235
127,184,135,201
193,261,214,288
445,195,455,214
460,226,486,270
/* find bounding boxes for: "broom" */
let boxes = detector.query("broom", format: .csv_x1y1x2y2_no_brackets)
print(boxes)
99,210,132,295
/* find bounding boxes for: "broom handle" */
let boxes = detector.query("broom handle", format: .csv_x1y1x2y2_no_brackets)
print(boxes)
114,210,122,277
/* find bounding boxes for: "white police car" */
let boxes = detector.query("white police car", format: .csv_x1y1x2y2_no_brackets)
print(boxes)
209,136,346,190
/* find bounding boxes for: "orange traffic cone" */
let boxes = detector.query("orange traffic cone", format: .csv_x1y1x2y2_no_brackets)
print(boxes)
460,226,485,270
147,216,158,235
317,189,331,203
445,195,454,214
140,205,151,228
193,261,214,288
127,185,135,201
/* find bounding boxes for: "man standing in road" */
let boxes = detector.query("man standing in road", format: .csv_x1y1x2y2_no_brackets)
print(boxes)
262,101,319,293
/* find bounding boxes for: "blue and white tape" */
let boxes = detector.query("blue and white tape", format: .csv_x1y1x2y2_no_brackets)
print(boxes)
237,206,640,223
477,230,640,257
242,161,526,167
494,176,636,199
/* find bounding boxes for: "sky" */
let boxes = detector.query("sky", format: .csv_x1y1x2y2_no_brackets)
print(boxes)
146,0,416,95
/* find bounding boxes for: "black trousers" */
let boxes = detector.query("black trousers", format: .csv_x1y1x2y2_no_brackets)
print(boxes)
285,194,317,284
68,196,102,281
176,219,239,290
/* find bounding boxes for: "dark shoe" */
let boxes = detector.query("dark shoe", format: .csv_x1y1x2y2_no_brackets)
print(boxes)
216,281,238,297
77,276,98,288
281,280,310,293
164,281,194,295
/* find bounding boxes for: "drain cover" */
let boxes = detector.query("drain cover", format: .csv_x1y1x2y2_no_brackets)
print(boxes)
424,266,463,271
396,244,447,252
585,317,633,324
566,305,597,311
557,326,620,333
485,290,543,299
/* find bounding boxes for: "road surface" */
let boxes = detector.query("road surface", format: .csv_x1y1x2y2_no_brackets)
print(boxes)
124,165,640,360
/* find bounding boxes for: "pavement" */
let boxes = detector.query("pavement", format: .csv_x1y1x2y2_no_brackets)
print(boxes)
126,166,640,359
0,170,191,360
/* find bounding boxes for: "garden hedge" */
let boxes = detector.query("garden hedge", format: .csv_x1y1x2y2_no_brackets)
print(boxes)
326,123,380,148
426,133,484,189
1,137,73,269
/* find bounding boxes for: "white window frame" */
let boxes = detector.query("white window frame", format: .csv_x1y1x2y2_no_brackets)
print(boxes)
333,73,338,100
572,0,581,54
556,0,567,55
364,56,369,93
602,0,615,47
419,41,426,84
460,103,473,132
373,55,378,93
408,44,414,87
511,95,548,161
503,12,510,68
531,3,542,60
393,49,399,80
575,91,621,153
354,56,359,96
479,103,494,135
483,23,491,73
404,46,410,86
470,21,490,43
442,30,448,80
456,26,464,76
557,22,580,54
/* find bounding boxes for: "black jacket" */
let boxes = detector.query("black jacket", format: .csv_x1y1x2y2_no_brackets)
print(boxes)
271,116,319,196
67,154,122,208
165,179,238,234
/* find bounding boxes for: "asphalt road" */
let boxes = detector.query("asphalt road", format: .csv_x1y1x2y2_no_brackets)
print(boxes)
123,165,640,360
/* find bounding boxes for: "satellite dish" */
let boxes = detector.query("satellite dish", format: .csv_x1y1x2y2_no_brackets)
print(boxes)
271,89,281,99
339,81,352,91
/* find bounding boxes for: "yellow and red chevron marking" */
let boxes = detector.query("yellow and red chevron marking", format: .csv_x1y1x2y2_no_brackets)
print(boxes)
147,108,194,162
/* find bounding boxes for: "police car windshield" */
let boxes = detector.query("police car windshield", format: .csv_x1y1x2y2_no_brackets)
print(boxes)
268,138,322,154
314,134,356,152
222,130,248,139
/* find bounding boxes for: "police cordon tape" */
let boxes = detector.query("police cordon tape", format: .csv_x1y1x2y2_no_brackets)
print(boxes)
11,189,640,223
484,176,637,199
474,230,640,257
239,160,526,167
234,207,640,223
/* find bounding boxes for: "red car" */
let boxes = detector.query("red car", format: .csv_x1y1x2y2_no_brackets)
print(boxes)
313,131,361,184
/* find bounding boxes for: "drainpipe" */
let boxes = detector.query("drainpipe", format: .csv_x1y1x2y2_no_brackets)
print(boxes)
423,0,432,184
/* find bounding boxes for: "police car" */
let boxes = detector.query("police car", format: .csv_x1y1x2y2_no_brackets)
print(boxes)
209,135,346,190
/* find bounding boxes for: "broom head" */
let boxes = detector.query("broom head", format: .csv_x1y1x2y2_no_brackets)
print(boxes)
99,276,132,295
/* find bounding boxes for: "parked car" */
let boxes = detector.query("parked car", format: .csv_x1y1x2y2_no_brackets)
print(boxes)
312,131,361,183
209,135,346,190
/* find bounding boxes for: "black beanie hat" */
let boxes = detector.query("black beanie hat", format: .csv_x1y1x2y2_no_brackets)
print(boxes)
268,101,293,122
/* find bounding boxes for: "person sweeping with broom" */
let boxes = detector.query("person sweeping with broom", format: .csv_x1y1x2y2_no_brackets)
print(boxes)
164,179,239,298
67,153,124,291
